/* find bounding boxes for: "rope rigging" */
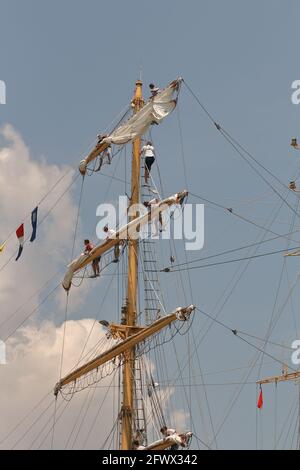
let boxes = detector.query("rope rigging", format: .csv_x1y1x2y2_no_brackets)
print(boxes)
161,245,300,273
183,79,300,222
189,192,300,243
0,171,81,274
195,307,300,374
147,87,300,448
190,174,300,356
52,170,86,447
161,230,300,273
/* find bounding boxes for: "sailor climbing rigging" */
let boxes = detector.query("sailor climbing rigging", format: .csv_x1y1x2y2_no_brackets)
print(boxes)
103,225,124,262
143,198,164,235
84,239,100,277
96,134,107,147
141,141,156,184
95,144,112,172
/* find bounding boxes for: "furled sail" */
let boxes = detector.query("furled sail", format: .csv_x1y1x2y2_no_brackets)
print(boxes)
140,432,193,450
79,78,182,175
62,191,187,290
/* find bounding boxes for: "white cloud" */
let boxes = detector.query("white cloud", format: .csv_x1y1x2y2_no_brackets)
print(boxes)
0,319,117,450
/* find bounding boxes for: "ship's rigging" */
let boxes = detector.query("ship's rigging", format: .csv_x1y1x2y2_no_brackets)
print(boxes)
2,77,300,450
54,77,195,450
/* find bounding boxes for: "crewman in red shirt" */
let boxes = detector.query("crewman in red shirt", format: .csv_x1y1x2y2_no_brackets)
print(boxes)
84,239,100,278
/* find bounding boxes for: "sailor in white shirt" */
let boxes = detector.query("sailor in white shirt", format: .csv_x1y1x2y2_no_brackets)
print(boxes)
143,198,164,236
103,226,123,262
161,426,176,437
141,141,156,184
95,145,112,172
160,426,179,450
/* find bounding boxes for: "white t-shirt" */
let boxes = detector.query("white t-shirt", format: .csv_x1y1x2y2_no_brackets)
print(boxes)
142,144,155,158
150,87,160,97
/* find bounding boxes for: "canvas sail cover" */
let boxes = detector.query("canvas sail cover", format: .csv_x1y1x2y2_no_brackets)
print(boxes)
79,78,182,174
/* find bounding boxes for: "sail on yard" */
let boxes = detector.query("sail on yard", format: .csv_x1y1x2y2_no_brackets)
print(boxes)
78,78,182,175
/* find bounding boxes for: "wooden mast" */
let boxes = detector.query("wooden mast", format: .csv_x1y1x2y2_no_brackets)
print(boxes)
121,79,144,450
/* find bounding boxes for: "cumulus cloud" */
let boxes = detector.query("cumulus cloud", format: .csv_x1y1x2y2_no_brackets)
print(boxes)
0,319,117,450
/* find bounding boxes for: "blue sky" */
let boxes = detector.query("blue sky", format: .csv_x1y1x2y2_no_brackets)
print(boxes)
2,0,300,450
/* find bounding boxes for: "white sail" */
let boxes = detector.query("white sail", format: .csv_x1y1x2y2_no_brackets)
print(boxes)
79,78,182,175
105,79,181,145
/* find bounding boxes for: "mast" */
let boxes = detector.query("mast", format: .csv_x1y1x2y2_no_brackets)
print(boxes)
121,79,144,450
53,77,192,449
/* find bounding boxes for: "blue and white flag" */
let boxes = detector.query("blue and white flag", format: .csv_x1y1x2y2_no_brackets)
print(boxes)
30,206,38,242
